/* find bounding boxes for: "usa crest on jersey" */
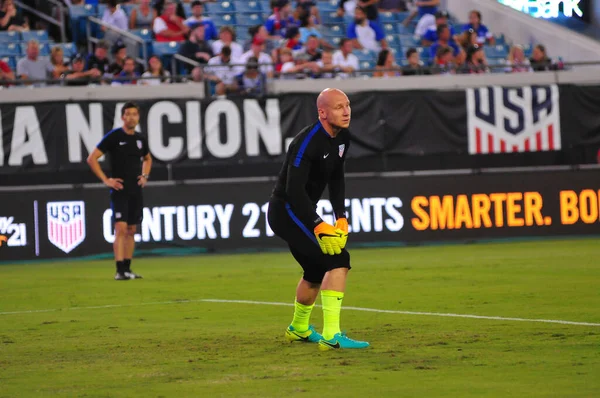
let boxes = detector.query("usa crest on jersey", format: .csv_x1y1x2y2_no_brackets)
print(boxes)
46,201,86,253
137,140,142,149
339,144,345,158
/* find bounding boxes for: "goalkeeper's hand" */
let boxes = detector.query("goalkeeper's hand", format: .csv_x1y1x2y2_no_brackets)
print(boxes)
314,222,348,255
335,217,349,234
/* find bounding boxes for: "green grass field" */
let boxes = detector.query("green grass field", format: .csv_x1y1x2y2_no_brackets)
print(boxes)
1,239,599,398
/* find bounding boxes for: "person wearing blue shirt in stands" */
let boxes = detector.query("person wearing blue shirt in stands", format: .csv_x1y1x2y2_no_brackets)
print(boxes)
417,0,439,17
462,10,495,45
184,1,217,41
421,10,456,45
346,7,387,52
265,0,298,38
429,24,461,60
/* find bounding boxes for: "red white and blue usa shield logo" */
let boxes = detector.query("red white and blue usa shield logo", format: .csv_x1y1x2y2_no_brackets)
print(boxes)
467,85,561,154
46,201,86,253
338,144,345,158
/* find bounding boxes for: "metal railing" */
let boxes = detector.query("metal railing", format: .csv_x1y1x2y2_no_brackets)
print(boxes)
86,16,148,66
14,0,66,42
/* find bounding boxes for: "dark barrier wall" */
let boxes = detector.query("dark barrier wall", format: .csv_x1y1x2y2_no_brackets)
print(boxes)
1,168,599,262
1,84,600,185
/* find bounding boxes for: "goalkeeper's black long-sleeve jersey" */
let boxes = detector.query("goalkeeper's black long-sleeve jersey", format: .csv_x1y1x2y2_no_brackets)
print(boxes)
272,121,350,229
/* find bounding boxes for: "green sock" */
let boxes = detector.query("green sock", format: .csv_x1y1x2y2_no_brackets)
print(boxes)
290,299,314,332
321,290,344,340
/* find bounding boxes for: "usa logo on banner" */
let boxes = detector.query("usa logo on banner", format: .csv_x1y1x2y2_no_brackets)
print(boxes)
467,85,561,154
46,201,86,253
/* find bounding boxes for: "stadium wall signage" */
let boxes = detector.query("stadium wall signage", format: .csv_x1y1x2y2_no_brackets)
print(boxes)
1,84,600,178
1,168,599,262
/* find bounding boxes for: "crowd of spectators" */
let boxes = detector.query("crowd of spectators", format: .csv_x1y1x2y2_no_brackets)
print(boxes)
0,0,567,91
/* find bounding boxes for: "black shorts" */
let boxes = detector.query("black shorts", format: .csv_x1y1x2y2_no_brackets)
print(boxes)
267,196,351,284
111,189,143,226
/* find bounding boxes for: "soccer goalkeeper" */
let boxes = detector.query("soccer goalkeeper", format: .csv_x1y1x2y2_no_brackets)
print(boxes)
267,88,369,350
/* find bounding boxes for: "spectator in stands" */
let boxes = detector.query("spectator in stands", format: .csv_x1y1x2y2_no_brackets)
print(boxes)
245,24,276,53
403,0,439,28
332,38,359,77
504,45,532,73
283,26,303,50
101,0,128,44
401,47,430,75
429,24,461,61
188,65,204,84
265,0,298,38
347,7,387,52
184,0,217,41
458,28,478,51
239,37,274,77
211,26,243,61
297,9,331,50
0,57,15,85
374,48,400,77
421,10,455,46
129,0,156,29
235,57,266,96
338,0,379,21
459,44,489,74
153,0,187,19
379,0,407,12
206,46,238,96
154,0,189,42
50,46,69,78
17,40,56,86
530,44,554,72
296,0,320,25
107,40,127,75
177,22,213,71
139,55,170,85
0,0,29,32
431,46,454,74
298,35,322,61
462,10,494,46
316,50,340,78
61,54,101,86
280,48,319,79
85,40,110,76
112,56,139,85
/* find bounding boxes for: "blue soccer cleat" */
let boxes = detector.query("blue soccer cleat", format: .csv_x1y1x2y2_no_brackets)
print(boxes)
318,332,370,351
285,325,323,343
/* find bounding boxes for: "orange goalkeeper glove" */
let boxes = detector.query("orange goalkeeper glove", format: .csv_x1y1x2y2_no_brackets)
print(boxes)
334,217,349,234
314,222,348,255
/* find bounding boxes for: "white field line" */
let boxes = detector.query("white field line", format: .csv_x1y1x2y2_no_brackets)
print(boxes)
1,298,599,327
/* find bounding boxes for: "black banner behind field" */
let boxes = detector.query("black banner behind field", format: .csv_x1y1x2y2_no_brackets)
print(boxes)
1,168,599,262
2,85,600,182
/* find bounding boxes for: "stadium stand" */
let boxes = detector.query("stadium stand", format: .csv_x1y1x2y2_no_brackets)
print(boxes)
0,0,568,89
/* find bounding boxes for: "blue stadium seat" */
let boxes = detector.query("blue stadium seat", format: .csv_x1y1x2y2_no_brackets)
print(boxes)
317,1,338,13
522,44,533,58
211,13,236,27
151,41,181,66
21,30,50,43
2,56,16,70
69,4,96,44
395,12,410,23
329,36,342,47
234,0,261,13
415,46,430,60
131,28,153,43
206,1,235,14
236,13,264,26
399,35,419,48
484,44,508,59
0,43,20,57
354,49,375,61
321,12,344,25
182,3,192,17
121,4,135,16
379,12,396,23
97,4,106,17
494,34,506,46
321,25,345,38
259,1,271,13
0,31,19,43
386,34,399,48
382,23,397,34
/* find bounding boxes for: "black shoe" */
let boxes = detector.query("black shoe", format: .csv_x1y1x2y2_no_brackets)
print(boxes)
124,270,143,279
115,272,129,281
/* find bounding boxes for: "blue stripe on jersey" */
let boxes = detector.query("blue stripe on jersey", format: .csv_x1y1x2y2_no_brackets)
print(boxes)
293,122,322,168
285,203,318,245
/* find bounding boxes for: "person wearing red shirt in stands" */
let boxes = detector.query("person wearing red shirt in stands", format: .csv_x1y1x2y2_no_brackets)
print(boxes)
0,58,15,86
153,0,189,42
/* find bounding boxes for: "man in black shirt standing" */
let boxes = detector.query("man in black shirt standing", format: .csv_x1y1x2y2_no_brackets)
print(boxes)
267,88,369,351
87,102,152,280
